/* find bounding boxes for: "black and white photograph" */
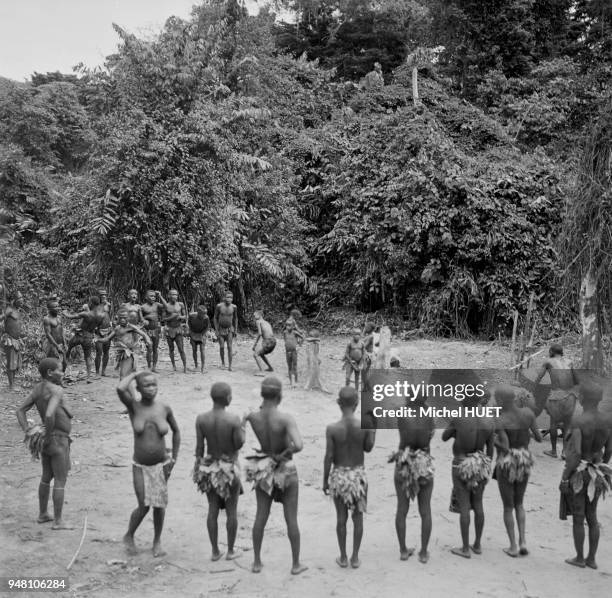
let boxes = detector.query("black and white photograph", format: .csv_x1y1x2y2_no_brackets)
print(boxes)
1,1,611,597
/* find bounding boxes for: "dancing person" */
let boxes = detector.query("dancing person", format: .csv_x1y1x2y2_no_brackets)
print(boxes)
534,344,578,458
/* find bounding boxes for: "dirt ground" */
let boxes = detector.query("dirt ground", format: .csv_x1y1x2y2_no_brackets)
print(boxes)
1,337,611,598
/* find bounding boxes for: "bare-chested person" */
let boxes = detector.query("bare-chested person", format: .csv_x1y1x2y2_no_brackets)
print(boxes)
16,358,73,529
534,344,578,458
2,291,25,390
560,382,612,570
94,289,113,376
193,382,244,560
141,291,164,372
158,290,187,373
389,389,434,563
343,329,365,390
244,376,307,575
214,292,238,371
188,305,210,373
99,309,152,379
323,387,375,569
63,296,103,381
494,385,542,558
252,311,276,373
121,289,144,326
42,299,66,371
118,371,180,557
442,393,495,558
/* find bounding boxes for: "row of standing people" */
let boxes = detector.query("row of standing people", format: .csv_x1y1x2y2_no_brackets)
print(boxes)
16,357,612,574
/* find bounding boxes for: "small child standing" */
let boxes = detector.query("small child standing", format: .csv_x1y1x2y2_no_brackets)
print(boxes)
343,328,366,390
283,319,304,387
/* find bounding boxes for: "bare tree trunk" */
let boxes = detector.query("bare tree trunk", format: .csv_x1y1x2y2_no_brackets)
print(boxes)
412,66,419,107
580,268,604,372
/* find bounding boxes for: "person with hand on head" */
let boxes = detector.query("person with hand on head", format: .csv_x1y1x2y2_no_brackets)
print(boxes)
117,370,180,558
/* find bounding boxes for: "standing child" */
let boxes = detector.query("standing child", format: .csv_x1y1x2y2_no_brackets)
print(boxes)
323,387,376,568
193,382,245,560
188,305,210,373
283,320,304,387
343,328,365,390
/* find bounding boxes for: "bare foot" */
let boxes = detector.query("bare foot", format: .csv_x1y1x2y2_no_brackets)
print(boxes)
211,550,224,562
153,542,166,558
503,547,519,558
265,367,274,372
400,548,415,561
585,559,598,570
51,521,75,530
519,546,529,556
418,550,429,564
123,534,138,555
451,547,471,559
565,557,585,568
226,550,239,560
291,563,308,575
37,513,53,524
336,556,348,568
101,371,107,376
470,544,482,555
349,557,361,569
544,450,558,458
251,561,263,573
228,366,232,372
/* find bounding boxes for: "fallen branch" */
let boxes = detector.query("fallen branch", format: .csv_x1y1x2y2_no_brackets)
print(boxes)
66,514,88,571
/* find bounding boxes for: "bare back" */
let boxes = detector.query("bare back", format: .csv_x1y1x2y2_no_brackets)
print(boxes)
398,409,434,451
32,381,72,435
543,357,576,390
248,408,295,457
499,407,536,449
449,417,494,457
196,409,243,459
328,416,370,467
571,411,611,463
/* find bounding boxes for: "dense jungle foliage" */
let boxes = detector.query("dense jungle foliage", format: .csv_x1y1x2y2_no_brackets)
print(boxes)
1,0,611,337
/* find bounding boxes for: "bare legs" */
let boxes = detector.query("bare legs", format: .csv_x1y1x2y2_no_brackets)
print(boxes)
191,340,205,373
566,493,600,569
124,465,166,556
218,335,233,371
167,334,187,373
206,489,239,560
394,476,432,562
498,474,529,556
146,335,160,372
95,340,110,376
451,472,486,558
38,444,72,529
251,481,306,575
